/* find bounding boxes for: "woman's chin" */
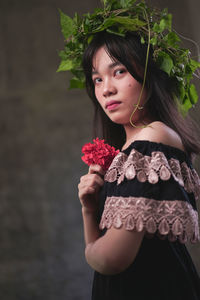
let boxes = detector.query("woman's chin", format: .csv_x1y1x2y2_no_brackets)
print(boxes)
109,117,128,125
108,116,139,126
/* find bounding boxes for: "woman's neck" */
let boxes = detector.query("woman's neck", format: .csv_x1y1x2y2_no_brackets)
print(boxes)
122,118,153,150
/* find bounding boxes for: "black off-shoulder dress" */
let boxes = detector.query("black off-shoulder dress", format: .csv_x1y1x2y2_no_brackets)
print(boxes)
92,141,200,300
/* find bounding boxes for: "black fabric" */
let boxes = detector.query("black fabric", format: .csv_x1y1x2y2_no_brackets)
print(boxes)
104,140,197,209
92,236,200,300
92,141,200,300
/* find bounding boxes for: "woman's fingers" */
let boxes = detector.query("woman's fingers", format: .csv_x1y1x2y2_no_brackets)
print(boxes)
78,168,105,204
79,173,104,192
78,165,106,211
78,186,95,201
88,164,106,177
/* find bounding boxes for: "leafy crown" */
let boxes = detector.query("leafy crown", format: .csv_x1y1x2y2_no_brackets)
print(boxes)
57,0,200,113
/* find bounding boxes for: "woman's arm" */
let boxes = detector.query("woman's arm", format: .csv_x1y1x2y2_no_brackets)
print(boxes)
85,227,145,275
78,165,145,275
82,207,100,245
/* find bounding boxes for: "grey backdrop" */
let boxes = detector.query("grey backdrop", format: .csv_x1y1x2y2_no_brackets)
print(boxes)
0,0,199,299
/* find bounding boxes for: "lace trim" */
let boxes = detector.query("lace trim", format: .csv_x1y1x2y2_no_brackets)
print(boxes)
99,196,200,244
104,149,200,201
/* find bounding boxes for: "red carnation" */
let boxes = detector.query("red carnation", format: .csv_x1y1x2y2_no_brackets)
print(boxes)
81,138,120,170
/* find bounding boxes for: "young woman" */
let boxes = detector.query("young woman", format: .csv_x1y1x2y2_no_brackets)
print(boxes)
78,30,200,299
58,0,200,298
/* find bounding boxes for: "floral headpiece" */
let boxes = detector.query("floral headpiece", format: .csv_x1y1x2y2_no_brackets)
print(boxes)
57,0,200,113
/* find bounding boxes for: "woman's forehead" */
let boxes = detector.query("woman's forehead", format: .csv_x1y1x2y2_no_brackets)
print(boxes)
92,47,120,72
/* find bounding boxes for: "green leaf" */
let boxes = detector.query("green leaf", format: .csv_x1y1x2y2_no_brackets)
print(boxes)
56,60,74,72
189,84,198,105
185,64,193,78
190,59,200,73
59,9,75,39
161,8,169,17
101,0,108,6
159,19,166,32
69,78,85,89
87,35,94,44
106,28,125,36
58,50,67,60
119,0,136,8
178,83,186,101
93,16,146,32
113,16,146,28
164,32,180,47
153,23,160,33
160,14,172,31
157,51,174,75
153,14,172,33
182,95,193,113
150,35,157,46
103,0,118,10
141,36,145,44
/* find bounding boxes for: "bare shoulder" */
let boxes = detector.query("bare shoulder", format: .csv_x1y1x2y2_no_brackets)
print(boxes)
136,121,185,151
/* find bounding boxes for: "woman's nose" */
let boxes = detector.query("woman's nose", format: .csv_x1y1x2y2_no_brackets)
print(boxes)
103,79,117,97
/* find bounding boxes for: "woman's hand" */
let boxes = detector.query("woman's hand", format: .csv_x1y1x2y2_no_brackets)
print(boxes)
78,165,105,214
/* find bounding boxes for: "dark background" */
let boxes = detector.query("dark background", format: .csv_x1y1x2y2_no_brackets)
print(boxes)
0,0,199,299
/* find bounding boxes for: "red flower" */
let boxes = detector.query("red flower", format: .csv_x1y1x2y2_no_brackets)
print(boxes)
81,138,120,170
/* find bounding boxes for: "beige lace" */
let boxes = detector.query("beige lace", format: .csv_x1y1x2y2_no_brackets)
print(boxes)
100,196,200,243
105,149,200,201
101,148,200,243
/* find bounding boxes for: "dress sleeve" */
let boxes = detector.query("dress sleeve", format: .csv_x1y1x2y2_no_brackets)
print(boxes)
99,141,200,244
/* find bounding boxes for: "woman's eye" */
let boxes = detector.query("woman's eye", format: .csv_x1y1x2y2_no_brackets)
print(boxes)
115,69,126,76
93,77,102,84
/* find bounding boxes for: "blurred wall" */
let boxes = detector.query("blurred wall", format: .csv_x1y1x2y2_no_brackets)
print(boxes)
0,1,199,299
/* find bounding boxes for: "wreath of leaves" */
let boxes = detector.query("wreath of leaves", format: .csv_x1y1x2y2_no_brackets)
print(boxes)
57,0,200,113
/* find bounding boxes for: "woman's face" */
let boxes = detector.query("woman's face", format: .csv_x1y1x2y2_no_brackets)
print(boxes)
92,46,147,126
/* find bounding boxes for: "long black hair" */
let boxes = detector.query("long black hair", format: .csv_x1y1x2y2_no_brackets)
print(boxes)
82,31,200,157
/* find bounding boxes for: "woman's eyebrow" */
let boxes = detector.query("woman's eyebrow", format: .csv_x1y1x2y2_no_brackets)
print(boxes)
92,70,99,76
109,62,122,69
92,62,122,75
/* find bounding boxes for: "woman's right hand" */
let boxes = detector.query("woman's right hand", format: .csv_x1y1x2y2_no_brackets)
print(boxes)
78,164,105,214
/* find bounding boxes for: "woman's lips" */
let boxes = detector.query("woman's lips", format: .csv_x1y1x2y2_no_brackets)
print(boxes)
106,100,121,111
